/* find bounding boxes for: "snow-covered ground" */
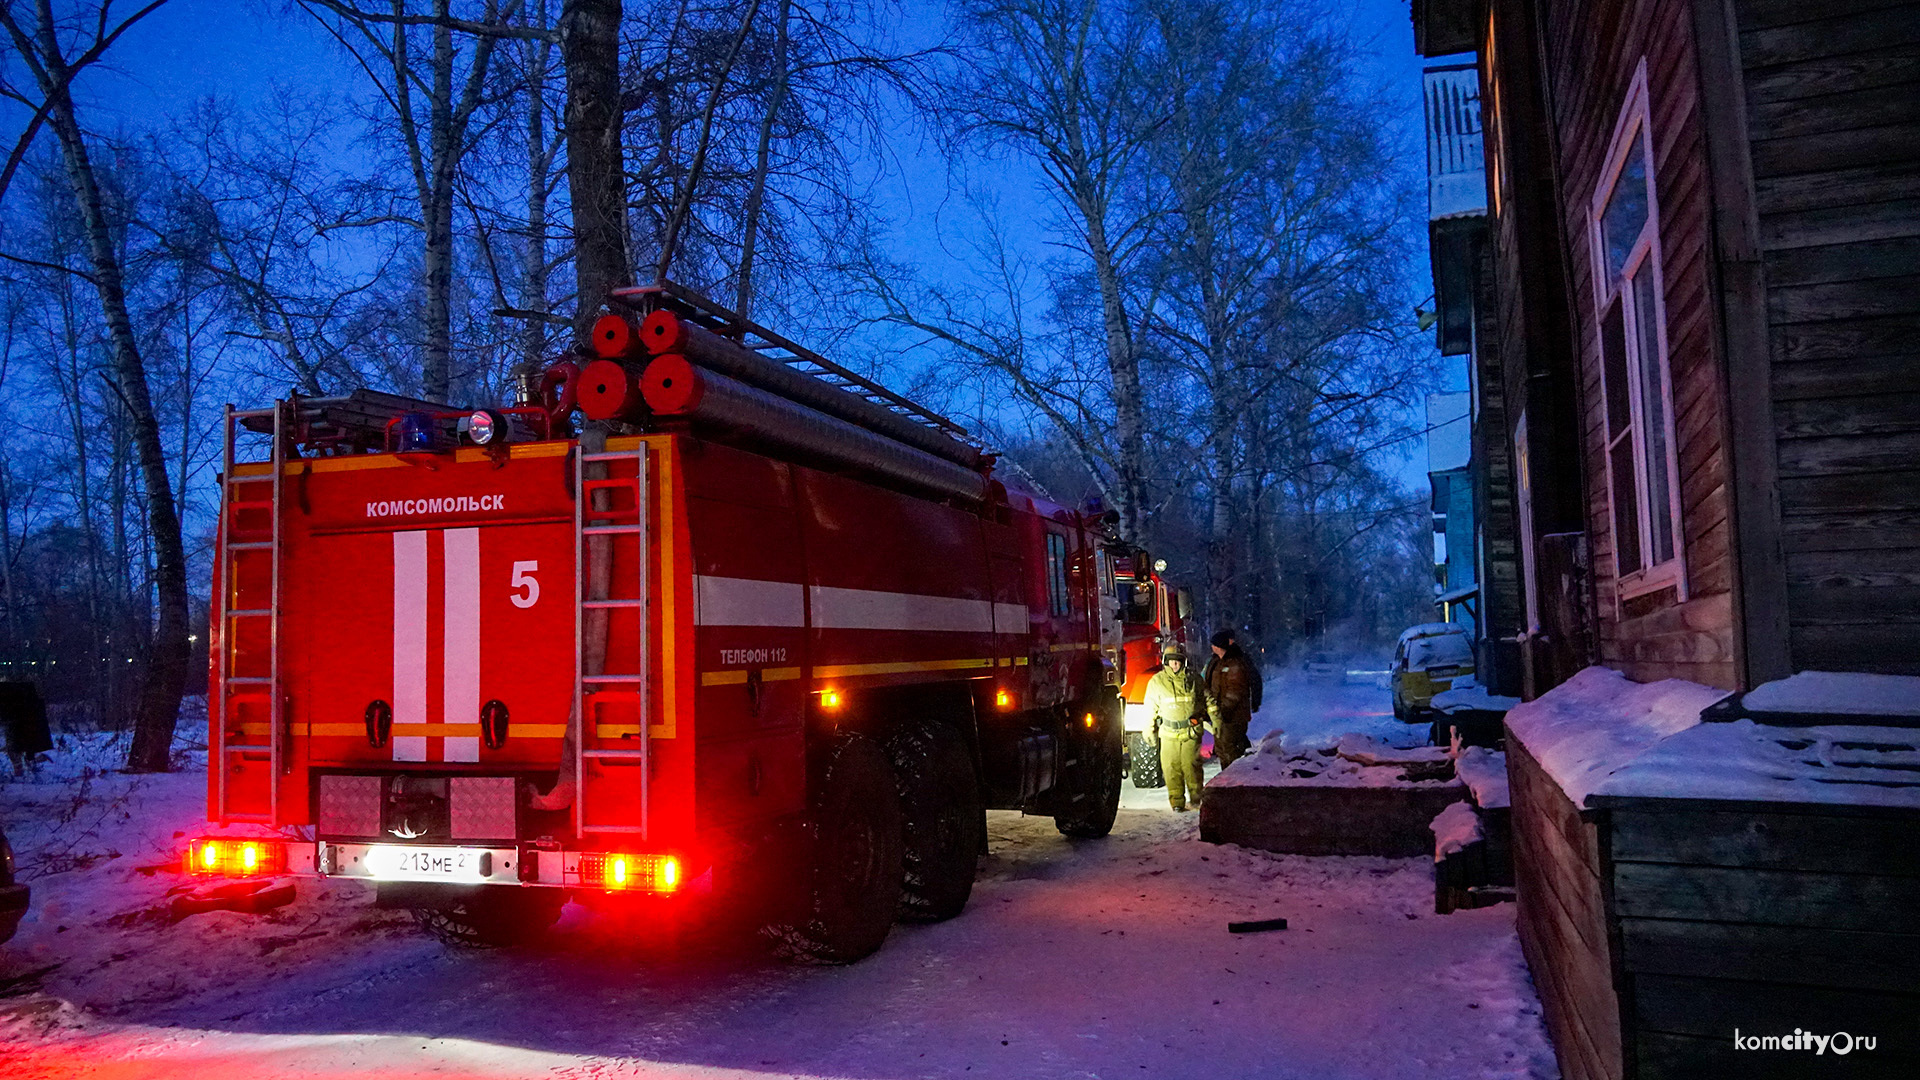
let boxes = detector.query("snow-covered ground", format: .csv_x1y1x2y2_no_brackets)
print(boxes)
1250,671,1428,753
2,684,1557,1079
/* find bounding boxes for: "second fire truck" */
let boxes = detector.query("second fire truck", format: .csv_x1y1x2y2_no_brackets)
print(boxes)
192,282,1127,961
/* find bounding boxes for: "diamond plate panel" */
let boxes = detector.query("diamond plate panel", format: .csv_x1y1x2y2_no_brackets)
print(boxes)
450,776,517,840
317,774,382,838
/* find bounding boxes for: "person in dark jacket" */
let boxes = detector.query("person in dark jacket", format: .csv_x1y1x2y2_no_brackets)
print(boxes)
1,681,52,779
1206,631,1255,770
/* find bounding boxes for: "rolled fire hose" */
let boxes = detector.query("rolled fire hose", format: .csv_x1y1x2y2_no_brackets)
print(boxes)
635,310,984,471
640,354,987,504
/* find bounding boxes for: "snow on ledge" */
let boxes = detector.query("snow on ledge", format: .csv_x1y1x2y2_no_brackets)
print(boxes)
1454,746,1509,809
1740,670,1920,718
1430,801,1482,861
1503,666,1728,808
1594,720,1920,809
1211,732,1459,790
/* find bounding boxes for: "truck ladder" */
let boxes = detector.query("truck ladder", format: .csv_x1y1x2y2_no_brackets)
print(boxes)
573,442,651,840
214,402,287,824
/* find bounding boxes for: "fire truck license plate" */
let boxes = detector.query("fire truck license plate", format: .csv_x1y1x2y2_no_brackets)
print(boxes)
364,845,485,883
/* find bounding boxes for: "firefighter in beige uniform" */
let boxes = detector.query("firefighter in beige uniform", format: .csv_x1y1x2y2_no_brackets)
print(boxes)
1143,647,1210,811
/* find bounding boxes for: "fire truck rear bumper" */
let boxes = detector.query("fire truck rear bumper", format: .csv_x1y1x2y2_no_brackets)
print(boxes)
187,837,703,896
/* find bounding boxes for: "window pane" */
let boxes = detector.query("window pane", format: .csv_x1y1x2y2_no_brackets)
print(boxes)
1602,134,1648,279
1046,534,1070,617
1602,300,1631,437
1611,436,1642,577
1633,268,1676,565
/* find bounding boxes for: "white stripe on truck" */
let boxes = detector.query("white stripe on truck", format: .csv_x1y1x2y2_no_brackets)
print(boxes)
441,528,480,763
391,530,428,762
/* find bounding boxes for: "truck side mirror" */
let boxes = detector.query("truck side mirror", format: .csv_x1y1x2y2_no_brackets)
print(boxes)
1176,588,1193,620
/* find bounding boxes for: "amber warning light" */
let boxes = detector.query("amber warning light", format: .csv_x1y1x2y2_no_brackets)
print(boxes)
186,837,282,877
579,852,682,893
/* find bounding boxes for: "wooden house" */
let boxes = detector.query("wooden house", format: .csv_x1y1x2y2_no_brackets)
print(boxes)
1418,0,1920,694
1412,1,1920,1077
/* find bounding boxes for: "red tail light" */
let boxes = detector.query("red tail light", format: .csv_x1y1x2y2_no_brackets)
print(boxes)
578,852,682,893
186,837,283,876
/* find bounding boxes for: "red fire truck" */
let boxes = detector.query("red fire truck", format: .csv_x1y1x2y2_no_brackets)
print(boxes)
192,283,1125,960
1109,556,1192,788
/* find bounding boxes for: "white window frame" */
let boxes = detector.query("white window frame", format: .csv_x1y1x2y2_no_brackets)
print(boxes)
1588,61,1687,605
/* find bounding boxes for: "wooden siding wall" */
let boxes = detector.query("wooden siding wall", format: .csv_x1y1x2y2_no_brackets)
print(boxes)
1732,0,1920,676
1605,800,1920,1077
1472,233,1527,694
1488,0,1596,699
1507,734,1623,1080
1542,0,1741,689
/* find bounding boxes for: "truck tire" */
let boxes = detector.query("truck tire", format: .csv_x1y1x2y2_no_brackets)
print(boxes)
1054,707,1123,839
768,735,904,964
1127,730,1165,789
886,722,982,923
411,885,564,948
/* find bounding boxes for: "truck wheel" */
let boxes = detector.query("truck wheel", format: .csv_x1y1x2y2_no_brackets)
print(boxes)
412,885,564,948
1055,707,1123,839
886,722,982,923
1127,731,1165,789
768,735,904,964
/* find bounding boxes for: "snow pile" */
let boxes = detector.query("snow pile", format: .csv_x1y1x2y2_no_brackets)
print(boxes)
1335,733,1450,767
1740,670,1920,718
1595,720,1920,808
1215,733,1457,790
1430,801,1483,861
1246,673,1416,755
1454,747,1510,810
1432,687,1522,714
1503,666,1727,808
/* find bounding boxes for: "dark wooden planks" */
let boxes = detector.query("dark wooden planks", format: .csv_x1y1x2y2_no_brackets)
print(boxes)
1787,546,1920,588
1619,918,1920,993
1754,162,1920,218
1735,0,1920,677
1610,804,1920,872
1774,393,1920,438
1613,862,1917,932
1739,6,1920,69
1508,732,1624,1080
1745,44,1920,101
1611,798,1920,1075
1765,236,1920,288
1633,973,1920,1040
1738,0,1915,33
1791,623,1920,674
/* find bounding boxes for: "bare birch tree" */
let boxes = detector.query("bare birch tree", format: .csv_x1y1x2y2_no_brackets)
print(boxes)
300,0,530,401
0,0,187,771
943,0,1166,540
559,0,626,333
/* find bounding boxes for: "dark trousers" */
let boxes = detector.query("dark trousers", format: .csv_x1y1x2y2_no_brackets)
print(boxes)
1215,707,1252,770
